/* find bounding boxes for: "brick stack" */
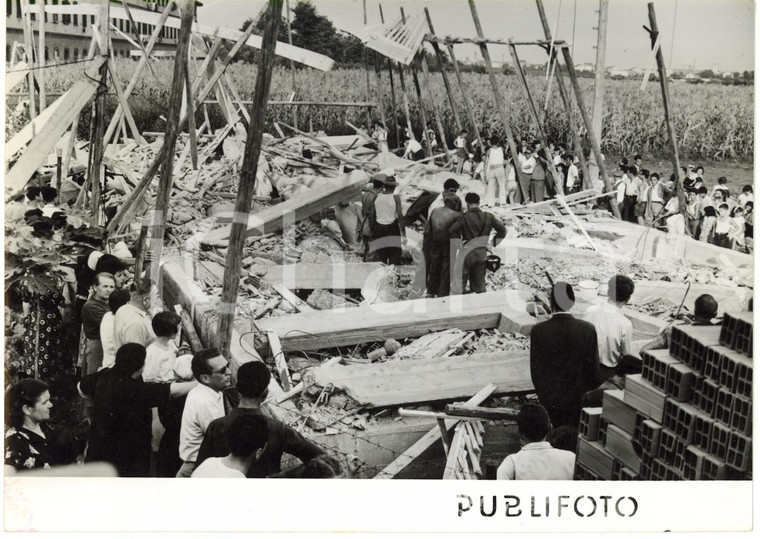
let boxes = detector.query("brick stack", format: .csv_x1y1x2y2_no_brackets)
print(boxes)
575,312,752,480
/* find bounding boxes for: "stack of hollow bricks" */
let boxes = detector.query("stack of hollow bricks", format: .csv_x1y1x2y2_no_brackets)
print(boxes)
575,312,752,480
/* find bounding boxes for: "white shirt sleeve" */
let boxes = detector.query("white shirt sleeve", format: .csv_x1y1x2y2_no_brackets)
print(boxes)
496,456,516,480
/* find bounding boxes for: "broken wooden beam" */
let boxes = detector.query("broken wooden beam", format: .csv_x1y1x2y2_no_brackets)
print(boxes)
374,384,497,479
261,262,386,290
254,290,529,352
201,170,369,247
444,404,519,421
306,351,533,408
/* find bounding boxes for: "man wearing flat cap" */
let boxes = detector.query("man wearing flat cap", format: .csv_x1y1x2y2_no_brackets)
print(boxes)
368,173,406,265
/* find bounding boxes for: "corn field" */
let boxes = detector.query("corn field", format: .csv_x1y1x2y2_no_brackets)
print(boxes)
23,59,754,161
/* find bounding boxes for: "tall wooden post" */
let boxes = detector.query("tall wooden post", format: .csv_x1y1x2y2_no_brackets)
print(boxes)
535,0,590,187
88,1,110,226
508,43,563,195
20,0,36,119
401,8,433,158
592,0,609,144
445,43,484,153
37,0,46,112
468,0,526,201
372,52,387,130
559,43,621,219
647,2,686,220
362,0,373,129
217,0,283,357
149,0,195,287
379,5,400,149
285,0,298,129
420,53,450,154
424,7,462,133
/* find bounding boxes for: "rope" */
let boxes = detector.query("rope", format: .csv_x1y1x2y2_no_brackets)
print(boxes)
669,0,678,71
5,57,95,73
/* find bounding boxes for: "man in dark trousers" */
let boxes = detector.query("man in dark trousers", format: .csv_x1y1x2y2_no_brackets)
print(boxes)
529,282,600,429
423,193,462,297
448,192,506,294
196,361,324,478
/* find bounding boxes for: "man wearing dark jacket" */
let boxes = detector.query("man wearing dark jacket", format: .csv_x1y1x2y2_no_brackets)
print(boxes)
530,282,600,428
196,361,324,478
423,194,462,297
448,193,507,294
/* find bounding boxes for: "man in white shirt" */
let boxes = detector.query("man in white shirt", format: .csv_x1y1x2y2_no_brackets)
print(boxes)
563,154,580,193
583,275,636,381
177,348,232,477
192,414,269,478
114,278,156,350
497,403,575,480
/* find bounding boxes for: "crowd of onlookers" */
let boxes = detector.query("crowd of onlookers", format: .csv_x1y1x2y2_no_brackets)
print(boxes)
376,122,753,252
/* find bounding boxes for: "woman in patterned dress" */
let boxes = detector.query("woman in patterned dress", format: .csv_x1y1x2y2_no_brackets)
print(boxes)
4,379,54,472
16,271,69,381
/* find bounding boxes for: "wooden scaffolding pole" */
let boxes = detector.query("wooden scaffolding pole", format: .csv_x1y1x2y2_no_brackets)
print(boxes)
20,0,36,119
467,0,526,201
362,0,372,130
216,0,283,358
401,8,432,158
37,0,46,112
372,52,387,131
646,2,687,221
507,43,563,196
592,0,609,144
535,0,591,188
559,42,621,219
444,43,484,153
419,53,450,155
88,1,110,226
148,0,195,287
284,0,298,129
379,5,400,149
424,7,463,133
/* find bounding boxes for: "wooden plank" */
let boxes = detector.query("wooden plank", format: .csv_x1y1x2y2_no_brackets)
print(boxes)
443,425,466,479
462,422,482,474
437,418,451,455
374,384,497,479
255,290,526,352
445,404,519,421
261,262,386,290
270,283,315,313
106,59,148,146
5,59,105,199
5,62,29,95
308,351,532,408
267,331,292,392
201,171,370,246
46,3,334,71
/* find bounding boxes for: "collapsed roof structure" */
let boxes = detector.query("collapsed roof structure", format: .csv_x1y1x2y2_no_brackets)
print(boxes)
5,0,753,480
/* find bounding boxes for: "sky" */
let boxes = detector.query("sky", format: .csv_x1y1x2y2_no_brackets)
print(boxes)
197,0,755,73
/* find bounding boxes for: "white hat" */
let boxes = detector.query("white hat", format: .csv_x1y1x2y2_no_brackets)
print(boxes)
87,251,104,272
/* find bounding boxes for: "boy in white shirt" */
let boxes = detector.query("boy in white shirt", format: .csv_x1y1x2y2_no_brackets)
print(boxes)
144,311,186,382
563,154,580,193
497,403,575,480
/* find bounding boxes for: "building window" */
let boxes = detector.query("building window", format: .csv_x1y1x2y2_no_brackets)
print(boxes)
54,47,60,63
45,47,49,62
74,15,78,26
16,0,20,19
30,12,35,21
63,48,70,60
73,49,79,60
6,2,11,17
